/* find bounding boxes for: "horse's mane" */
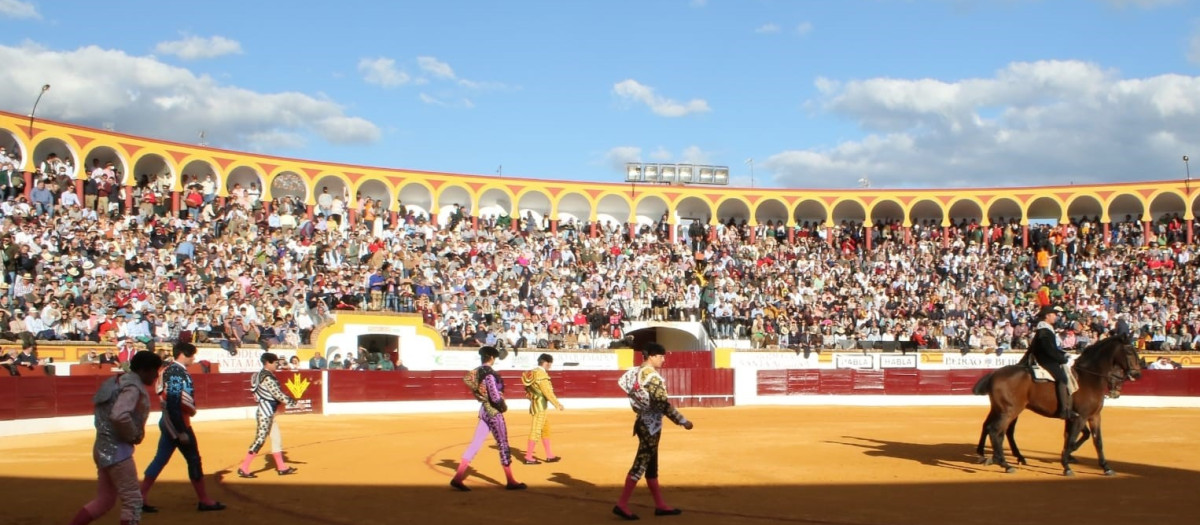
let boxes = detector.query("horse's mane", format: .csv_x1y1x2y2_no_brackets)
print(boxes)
1076,335,1128,367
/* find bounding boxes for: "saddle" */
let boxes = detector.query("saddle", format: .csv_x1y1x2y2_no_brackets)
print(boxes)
1029,362,1079,395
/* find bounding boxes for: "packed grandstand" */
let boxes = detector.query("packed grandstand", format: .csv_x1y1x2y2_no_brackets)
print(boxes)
1,111,1198,373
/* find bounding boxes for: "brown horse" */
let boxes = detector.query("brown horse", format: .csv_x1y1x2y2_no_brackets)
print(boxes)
971,336,1142,476
973,367,1137,466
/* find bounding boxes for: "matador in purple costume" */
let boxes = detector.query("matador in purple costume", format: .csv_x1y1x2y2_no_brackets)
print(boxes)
450,346,526,491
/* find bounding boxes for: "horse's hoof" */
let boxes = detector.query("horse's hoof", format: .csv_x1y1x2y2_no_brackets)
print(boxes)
1103,469,1116,477
1017,458,1028,466
1004,466,1016,474
976,456,988,465
983,457,994,466
1063,469,1075,477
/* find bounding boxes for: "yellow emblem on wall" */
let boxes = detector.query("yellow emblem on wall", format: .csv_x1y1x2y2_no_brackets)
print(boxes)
285,373,310,399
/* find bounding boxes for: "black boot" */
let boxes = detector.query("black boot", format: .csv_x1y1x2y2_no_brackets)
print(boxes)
1055,383,1075,420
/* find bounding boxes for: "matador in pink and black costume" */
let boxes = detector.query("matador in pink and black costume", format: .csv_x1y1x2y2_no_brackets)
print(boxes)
449,346,526,491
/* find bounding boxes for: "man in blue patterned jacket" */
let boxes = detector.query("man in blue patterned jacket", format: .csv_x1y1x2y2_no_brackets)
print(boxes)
140,342,225,513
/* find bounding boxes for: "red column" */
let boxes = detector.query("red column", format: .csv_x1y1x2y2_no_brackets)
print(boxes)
348,209,357,227
787,226,794,244
75,179,84,203
217,196,226,208
1187,221,1193,245
429,210,437,227
390,210,398,228
306,204,314,220
628,222,636,241
171,191,180,215
748,224,757,243
942,228,949,249
1143,220,1150,246
551,219,557,234
826,227,834,246
471,216,478,231
23,172,33,200
1022,225,1029,249
263,200,272,214
708,224,717,242
904,227,911,245
590,222,597,238
666,223,673,243
1103,222,1110,246
124,186,134,214
865,228,872,251
511,216,519,232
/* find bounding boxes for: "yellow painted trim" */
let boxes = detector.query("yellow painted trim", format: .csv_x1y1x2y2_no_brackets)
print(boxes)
615,349,635,369
313,312,445,355
2,111,1197,236
714,348,734,369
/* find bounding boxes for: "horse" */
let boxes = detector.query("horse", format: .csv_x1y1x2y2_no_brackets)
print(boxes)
973,367,1137,466
971,335,1142,476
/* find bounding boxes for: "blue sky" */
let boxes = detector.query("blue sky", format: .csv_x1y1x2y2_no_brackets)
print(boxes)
1,0,1199,189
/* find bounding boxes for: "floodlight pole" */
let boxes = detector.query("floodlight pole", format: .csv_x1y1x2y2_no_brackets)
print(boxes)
745,158,755,188
28,84,50,137
1184,155,1191,195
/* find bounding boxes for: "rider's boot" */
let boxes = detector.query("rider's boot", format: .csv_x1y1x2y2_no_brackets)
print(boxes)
1056,382,1077,420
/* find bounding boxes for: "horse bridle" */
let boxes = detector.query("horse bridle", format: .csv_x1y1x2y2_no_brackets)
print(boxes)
1073,345,1139,398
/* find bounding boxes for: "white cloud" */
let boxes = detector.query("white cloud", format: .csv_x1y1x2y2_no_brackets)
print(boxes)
0,42,380,152
155,35,243,60
606,146,641,171
679,145,713,165
417,56,456,79
1190,24,1200,65
1102,0,1181,8
419,93,446,106
243,130,306,151
613,79,711,117
418,92,474,109
795,21,813,36
768,60,1200,188
0,0,38,19
358,57,411,87
755,23,780,34
648,147,672,161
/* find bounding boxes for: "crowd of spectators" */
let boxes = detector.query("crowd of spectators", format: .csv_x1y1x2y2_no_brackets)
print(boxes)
2,154,1200,372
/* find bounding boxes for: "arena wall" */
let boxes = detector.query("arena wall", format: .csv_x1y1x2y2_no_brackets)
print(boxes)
2,368,1198,437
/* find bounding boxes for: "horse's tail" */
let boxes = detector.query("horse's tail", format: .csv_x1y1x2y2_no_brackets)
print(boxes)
971,371,995,396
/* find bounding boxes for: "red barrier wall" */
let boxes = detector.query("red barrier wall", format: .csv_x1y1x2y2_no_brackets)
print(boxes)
0,370,324,421
633,351,713,369
325,368,734,408
757,369,1200,396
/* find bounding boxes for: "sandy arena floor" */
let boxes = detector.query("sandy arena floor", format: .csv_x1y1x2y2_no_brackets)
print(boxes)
1,405,1197,525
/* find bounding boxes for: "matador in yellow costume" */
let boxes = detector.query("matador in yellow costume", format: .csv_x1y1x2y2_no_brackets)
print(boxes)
521,353,564,464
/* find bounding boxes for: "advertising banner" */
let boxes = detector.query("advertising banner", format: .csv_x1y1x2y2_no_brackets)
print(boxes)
940,353,1023,369
279,370,323,415
879,354,918,369
833,354,875,369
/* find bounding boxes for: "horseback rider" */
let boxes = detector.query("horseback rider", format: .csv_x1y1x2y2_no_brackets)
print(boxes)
1026,304,1076,419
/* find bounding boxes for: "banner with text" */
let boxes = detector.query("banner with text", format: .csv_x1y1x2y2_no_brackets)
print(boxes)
940,353,1024,369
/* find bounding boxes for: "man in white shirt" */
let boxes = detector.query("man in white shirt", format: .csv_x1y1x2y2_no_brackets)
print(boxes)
60,188,81,209
26,310,53,340
317,187,333,216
